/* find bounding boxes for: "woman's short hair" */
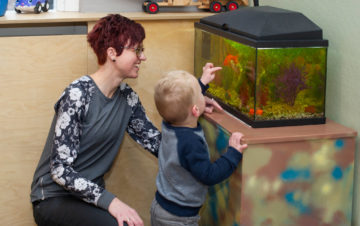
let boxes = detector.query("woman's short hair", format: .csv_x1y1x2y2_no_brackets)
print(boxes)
154,70,198,124
87,14,145,65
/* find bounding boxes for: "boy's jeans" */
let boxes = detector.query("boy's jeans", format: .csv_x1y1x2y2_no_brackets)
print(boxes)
150,198,200,226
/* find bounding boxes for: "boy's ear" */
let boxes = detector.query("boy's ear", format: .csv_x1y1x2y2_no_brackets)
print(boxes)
191,105,200,117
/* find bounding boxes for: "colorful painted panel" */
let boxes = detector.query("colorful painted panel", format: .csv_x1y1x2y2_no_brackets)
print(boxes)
199,118,355,226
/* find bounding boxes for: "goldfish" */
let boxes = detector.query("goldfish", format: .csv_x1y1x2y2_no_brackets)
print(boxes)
223,54,239,66
249,108,263,116
304,106,316,114
249,108,255,115
256,109,263,115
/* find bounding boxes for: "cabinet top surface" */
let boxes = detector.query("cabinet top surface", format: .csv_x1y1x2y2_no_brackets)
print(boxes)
204,111,358,144
0,11,213,25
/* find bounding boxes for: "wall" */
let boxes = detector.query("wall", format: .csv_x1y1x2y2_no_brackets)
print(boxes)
253,0,360,225
0,33,88,225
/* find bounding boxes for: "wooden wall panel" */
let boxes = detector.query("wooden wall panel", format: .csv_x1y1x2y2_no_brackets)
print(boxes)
0,35,88,226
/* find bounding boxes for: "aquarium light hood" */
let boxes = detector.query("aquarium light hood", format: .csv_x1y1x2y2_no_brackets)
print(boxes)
197,6,328,48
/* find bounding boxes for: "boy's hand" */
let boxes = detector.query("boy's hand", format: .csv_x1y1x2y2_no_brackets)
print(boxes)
229,132,248,153
200,63,222,85
204,96,223,113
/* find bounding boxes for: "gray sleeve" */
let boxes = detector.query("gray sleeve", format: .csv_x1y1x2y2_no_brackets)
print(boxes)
97,190,116,210
50,78,108,208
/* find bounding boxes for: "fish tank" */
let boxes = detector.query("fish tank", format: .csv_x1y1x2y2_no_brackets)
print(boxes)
195,6,328,128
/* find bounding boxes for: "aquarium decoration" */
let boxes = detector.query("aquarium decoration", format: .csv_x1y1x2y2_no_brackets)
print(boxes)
195,6,328,128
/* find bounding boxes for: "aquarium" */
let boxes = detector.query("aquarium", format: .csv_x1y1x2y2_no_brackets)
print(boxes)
195,6,328,127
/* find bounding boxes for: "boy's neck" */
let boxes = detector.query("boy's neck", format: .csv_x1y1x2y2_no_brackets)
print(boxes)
170,117,198,128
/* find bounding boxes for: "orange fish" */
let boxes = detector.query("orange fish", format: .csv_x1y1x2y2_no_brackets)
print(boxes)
249,108,255,115
223,54,239,66
256,109,263,115
304,106,316,114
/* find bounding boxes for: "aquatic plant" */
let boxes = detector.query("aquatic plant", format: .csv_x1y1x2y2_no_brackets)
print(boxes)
257,86,269,107
276,63,307,106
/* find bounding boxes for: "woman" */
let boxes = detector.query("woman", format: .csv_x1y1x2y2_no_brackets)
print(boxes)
31,14,160,226
30,14,222,226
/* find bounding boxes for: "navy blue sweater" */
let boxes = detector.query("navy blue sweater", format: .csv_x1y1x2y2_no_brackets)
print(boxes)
155,78,242,217
155,121,243,217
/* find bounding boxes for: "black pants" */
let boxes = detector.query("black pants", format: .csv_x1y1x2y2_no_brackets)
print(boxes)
32,196,125,226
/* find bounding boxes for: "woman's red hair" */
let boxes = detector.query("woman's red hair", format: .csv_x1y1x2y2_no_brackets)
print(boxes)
87,14,145,65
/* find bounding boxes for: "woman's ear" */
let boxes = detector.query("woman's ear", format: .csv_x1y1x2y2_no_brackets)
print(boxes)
191,105,200,117
107,47,117,62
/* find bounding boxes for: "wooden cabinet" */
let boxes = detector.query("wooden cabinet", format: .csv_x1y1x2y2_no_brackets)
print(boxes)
0,33,88,225
199,112,357,226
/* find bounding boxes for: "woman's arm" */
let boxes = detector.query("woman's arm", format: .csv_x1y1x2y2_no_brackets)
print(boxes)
50,82,113,210
123,84,161,157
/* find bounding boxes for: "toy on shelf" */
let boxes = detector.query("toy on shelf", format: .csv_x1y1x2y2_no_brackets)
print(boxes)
142,0,248,14
15,0,49,14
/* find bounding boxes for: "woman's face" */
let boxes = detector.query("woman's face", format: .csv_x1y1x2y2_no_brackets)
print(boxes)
115,43,146,79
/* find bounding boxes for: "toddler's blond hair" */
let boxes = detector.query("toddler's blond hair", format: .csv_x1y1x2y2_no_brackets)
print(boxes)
154,70,198,124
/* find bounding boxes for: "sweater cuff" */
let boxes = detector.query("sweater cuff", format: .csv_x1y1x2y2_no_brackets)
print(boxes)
198,78,209,94
97,189,116,210
225,146,243,165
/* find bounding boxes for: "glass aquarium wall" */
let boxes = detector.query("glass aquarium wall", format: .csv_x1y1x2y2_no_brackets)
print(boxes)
194,28,327,127
256,47,326,121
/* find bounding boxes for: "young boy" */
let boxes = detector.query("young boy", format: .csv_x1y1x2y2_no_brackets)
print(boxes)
151,64,248,226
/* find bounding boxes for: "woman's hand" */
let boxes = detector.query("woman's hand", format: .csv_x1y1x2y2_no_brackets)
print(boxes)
200,62,222,85
108,198,144,226
204,96,223,113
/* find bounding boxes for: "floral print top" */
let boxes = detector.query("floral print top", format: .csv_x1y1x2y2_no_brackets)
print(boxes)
30,76,161,210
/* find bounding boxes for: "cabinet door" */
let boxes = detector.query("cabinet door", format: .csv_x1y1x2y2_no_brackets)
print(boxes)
0,34,87,226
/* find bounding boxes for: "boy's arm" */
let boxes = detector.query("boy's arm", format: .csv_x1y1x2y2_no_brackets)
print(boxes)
198,78,209,94
179,138,242,186
199,63,224,113
200,62,222,86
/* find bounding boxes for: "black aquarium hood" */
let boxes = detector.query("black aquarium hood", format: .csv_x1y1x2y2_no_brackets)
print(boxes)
196,6,328,48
